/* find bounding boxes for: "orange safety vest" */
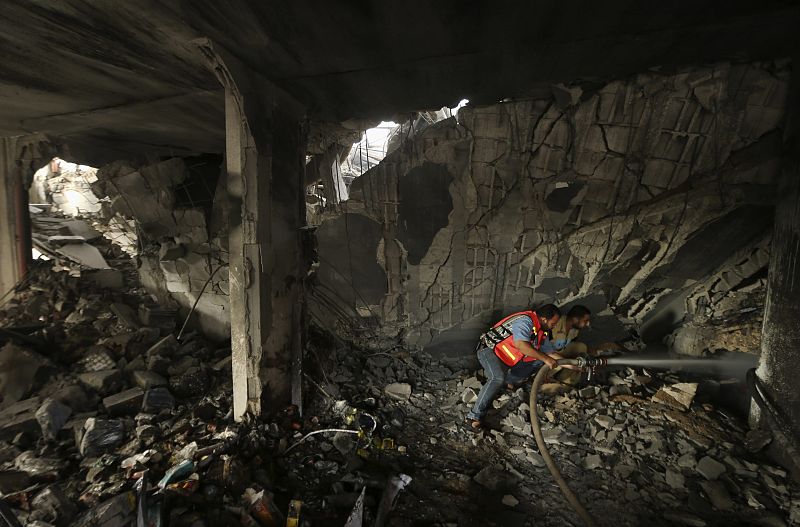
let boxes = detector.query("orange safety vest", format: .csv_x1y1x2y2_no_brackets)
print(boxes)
480,310,547,367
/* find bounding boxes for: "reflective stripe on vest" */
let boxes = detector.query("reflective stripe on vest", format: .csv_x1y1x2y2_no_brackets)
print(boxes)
481,310,546,367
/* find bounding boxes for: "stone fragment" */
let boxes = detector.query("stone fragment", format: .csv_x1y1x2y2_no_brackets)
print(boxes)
527,451,546,467
384,383,412,401
613,464,635,478
666,469,686,489
652,383,697,411
169,366,208,397
14,451,63,478
77,369,122,395
677,453,697,469
147,354,170,375
461,387,477,404
696,456,726,480
35,398,72,441
132,370,167,389
0,398,40,439
473,466,521,492
594,415,614,429
167,355,200,376
74,491,136,526
502,494,519,507
583,454,602,470
79,418,126,456
103,387,144,416
699,480,734,510
31,484,77,525
136,424,160,445
609,385,631,396
77,348,116,372
579,386,598,398
744,429,772,453
0,343,54,407
142,387,175,413
50,384,95,412
145,334,178,358
110,303,140,329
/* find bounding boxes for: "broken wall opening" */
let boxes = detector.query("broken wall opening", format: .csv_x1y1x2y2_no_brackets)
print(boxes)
311,61,786,370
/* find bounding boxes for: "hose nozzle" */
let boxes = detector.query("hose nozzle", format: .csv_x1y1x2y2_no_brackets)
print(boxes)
577,356,608,369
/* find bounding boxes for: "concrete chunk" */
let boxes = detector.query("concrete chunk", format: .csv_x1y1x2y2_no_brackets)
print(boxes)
102,387,144,416
696,456,726,480
131,370,167,389
78,369,123,395
384,383,412,401
35,398,72,441
652,383,697,411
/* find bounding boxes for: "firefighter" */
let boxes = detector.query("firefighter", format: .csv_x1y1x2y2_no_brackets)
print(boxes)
464,304,577,432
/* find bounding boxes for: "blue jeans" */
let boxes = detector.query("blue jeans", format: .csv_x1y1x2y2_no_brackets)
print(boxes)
466,347,543,421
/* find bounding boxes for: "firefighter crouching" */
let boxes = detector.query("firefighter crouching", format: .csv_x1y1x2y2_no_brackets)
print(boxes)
464,304,579,432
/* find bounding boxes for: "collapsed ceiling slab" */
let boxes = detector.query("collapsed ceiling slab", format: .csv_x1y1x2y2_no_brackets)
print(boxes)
1,1,798,159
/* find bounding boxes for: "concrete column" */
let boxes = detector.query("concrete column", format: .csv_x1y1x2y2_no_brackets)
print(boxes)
196,40,307,420
0,138,21,305
753,58,800,476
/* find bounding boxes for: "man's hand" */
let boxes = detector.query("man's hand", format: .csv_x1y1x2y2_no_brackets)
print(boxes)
542,354,558,369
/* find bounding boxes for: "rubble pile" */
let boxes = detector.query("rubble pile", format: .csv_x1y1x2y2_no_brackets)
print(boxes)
0,220,797,526
288,342,800,527
0,254,308,526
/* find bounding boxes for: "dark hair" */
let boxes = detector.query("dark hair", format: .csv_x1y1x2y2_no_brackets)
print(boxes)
537,303,561,319
567,305,591,319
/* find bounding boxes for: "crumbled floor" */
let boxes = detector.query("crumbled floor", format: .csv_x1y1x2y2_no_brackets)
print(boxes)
0,247,798,526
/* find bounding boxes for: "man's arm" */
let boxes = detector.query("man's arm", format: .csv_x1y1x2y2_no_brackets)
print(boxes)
514,339,558,369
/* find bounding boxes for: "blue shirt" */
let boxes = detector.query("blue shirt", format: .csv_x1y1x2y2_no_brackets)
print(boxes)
509,315,550,353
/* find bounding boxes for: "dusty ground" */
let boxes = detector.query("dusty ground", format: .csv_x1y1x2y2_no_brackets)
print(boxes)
0,239,797,526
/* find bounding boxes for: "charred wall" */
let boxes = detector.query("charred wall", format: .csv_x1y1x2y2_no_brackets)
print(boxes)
312,61,788,359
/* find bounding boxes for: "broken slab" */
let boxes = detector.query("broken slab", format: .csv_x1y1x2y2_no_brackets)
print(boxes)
0,397,40,439
652,383,698,411
102,387,144,416
142,387,175,413
77,369,123,395
384,383,412,401
0,343,54,409
131,370,167,389
34,398,72,441
55,242,111,269
696,456,726,480
699,480,734,510
110,303,140,329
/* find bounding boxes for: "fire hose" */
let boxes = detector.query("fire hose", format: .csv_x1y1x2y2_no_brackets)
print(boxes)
528,357,606,527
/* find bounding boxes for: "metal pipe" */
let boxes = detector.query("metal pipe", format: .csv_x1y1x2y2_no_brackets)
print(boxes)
529,361,597,527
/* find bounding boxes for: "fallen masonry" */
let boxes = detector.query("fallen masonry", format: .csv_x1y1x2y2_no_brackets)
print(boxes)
0,231,797,526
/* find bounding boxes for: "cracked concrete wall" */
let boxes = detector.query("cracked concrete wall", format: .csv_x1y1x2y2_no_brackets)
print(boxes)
313,61,788,358
92,157,230,340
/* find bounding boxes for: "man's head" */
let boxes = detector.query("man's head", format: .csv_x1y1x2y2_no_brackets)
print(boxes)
566,305,591,330
537,303,561,331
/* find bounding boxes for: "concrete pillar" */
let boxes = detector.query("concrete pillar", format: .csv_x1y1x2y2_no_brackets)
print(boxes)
0,138,21,304
753,57,800,476
196,40,307,420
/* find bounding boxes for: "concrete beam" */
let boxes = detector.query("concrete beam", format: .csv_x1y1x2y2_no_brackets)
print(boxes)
195,40,307,420
754,56,800,478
